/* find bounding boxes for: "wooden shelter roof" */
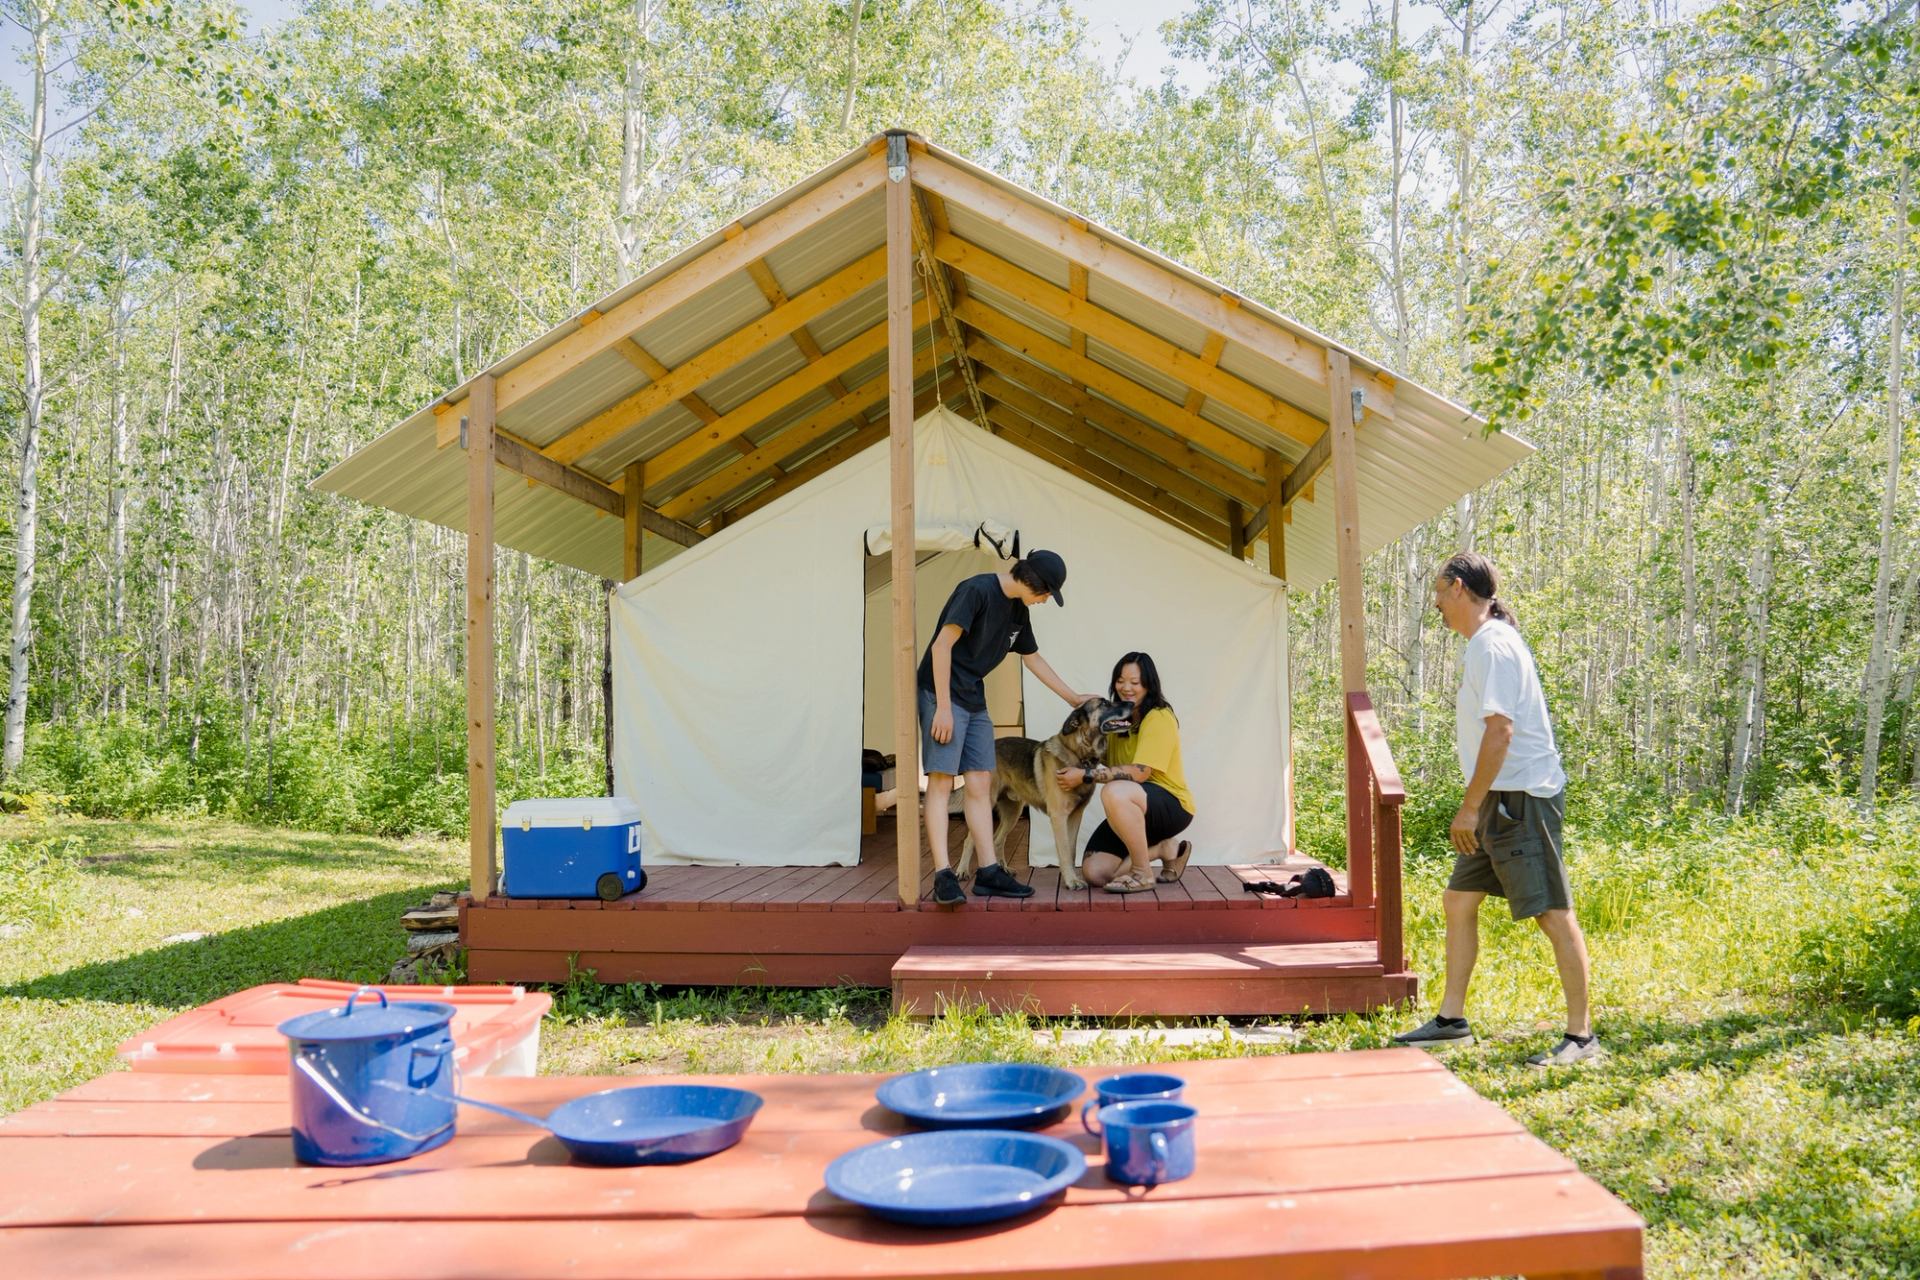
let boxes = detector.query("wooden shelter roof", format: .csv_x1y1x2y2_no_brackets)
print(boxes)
316,134,1529,590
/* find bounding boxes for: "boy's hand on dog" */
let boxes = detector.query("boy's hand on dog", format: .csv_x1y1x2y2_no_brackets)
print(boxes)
930,705,954,744
1055,767,1086,789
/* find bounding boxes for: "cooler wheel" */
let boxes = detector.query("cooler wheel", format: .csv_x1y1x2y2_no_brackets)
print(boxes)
595,872,624,902
634,867,648,893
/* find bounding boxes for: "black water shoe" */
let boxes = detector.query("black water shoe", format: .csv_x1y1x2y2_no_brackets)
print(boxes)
972,864,1034,898
1392,1016,1475,1048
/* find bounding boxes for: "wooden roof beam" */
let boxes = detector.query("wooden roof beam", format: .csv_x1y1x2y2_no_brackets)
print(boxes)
433,152,888,433
911,149,1396,420
740,248,855,410
934,232,1320,447
658,332,949,523
488,431,703,548
643,314,899,484
983,404,1229,547
909,186,990,429
975,376,1241,519
533,245,888,466
954,300,1269,473
968,345,1263,507
715,383,951,528
1185,331,1227,414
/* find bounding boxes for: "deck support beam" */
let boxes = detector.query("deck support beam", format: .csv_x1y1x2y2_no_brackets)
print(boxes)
887,133,921,911
465,374,498,902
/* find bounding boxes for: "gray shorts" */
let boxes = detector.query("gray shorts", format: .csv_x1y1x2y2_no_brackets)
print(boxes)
1447,789,1572,921
918,688,996,776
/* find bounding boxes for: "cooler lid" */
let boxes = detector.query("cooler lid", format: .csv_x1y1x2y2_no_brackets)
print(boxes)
502,797,643,829
278,988,456,1043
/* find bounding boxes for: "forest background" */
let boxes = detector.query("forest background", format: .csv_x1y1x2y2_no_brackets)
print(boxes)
0,0,1915,858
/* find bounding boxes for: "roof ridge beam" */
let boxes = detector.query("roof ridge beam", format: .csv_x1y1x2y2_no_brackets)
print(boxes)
954,298,1269,473
536,245,888,466
933,231,1320,446
433,152,888,430
912,151,1395,420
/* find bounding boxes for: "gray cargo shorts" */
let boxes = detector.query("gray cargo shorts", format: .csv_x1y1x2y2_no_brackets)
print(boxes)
1446,788,1572,921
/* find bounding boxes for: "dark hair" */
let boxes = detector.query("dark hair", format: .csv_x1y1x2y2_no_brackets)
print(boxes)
1439,552,1516,626
1109,651,1174,726
1010,559,1049,594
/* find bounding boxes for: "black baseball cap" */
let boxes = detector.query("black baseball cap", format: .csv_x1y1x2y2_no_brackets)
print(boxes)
1025,549,1067,607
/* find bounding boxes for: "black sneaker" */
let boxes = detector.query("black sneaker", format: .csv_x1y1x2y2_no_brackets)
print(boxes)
931,868,965,906
1392,1016,1475,1047
972,864,1034,898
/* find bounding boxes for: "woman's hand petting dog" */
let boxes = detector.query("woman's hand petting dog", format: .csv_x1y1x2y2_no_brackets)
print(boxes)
1054,766,1086,790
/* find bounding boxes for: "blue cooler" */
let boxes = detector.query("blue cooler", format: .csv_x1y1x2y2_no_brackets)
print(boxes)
501,798,647,901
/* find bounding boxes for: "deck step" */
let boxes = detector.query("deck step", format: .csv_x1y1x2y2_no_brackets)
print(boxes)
891,942,1415,1018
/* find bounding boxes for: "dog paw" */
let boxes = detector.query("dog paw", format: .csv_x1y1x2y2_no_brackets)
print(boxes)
1060,872,1087,891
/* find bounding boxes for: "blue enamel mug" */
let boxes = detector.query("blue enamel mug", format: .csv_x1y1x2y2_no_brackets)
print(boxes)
1080,1072,1185,1135
1097,1100,1197,1186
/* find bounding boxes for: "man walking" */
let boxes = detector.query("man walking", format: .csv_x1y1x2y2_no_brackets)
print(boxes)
1395,552,1599,1066
919,550,1087,906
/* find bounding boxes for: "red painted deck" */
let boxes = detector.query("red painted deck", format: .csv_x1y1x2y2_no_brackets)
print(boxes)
0,1052,1642,1279
462,812,1412,1008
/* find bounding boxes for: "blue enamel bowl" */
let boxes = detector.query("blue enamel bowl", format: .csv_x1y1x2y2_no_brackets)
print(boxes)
540,1084,763,1166
877,1063,1085,1130
825,1130,1087,1226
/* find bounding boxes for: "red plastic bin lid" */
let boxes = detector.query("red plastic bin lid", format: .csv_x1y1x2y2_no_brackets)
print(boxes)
116,978,551,1075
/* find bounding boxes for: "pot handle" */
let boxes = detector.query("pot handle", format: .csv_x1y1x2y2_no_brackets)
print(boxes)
342,986,390,1017
293,1053,455,1144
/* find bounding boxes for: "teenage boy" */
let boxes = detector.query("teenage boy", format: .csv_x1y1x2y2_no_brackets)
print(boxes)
1394,552,1600,1067
919,550,1088,905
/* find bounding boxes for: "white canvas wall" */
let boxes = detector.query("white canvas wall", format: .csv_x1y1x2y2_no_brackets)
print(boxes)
611,407,1291,867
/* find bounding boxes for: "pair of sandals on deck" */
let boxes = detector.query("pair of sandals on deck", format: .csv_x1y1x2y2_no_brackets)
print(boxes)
1101,840,1193,894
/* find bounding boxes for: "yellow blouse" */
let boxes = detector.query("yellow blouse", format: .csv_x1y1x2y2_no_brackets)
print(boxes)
1105,707,1194,814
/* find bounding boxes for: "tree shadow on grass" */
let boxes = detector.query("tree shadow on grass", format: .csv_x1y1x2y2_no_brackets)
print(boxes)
1,884,458,1009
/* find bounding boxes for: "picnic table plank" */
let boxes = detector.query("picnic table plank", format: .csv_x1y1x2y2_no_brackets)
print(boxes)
0,1174,1643,1280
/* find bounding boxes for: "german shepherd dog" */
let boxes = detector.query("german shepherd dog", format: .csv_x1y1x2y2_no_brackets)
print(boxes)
956,697,1136,891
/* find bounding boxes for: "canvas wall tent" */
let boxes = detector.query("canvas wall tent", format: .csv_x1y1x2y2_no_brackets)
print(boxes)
315,131,1531,931
611,407,1291,869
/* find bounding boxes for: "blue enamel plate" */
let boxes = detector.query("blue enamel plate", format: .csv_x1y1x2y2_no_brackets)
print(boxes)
876,1062,1084,1130
825,1130,1087,1226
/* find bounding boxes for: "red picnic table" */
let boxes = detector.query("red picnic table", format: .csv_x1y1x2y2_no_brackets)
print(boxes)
0,1049,1642,1280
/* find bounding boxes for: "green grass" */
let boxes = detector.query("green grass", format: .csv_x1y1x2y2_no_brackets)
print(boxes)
2,806,1917,1275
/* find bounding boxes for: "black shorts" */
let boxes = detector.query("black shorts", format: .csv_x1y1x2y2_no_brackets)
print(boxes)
1446,788,1573,920
1084,782,1194,857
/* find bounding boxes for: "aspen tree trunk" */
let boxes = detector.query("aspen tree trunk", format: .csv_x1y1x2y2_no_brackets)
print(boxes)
615,0,660,282
107,253,132,714
4,8,53,777
1451,0,1476,547
839,1,864,130
1860,170,1909,806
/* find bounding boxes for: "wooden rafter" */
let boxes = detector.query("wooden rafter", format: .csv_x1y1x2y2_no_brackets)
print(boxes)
984,405,1228,547
932,232,1321,446
487,430,705,550
1186,331,1227,413
909,187,990,428
1244,420,1337,547
911,148,1397,419
530,247,889,466
599,321,728,433
968,350,1264,508
975,382,1236,523
643,318,895,484
658,333,948,524
432,152,889,436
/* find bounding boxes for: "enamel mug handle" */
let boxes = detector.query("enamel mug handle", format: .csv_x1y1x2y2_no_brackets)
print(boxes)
1148,1130,1170,1182
1081,1099,1103,1135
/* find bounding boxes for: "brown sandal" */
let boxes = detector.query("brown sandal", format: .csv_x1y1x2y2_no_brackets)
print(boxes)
1103,868,1157,894
1156,840,1193,884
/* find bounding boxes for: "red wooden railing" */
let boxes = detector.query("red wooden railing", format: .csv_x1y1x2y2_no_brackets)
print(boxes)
1345,692,1407,974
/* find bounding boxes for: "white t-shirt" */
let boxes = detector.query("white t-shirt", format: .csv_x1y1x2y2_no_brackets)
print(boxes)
1456,618,1566,796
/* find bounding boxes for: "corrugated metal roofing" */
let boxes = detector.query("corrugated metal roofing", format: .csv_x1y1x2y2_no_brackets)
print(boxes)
315,133,1529,593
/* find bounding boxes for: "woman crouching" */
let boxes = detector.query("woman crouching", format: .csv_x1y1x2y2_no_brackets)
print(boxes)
1054,651,1195,894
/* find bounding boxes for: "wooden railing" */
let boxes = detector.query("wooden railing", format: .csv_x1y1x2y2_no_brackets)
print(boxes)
1346,692,1407,974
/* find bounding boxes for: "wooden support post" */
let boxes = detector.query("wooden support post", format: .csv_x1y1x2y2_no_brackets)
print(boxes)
465,373,498,902
623,460,645,581
1265,454,1287,580
887,133,921,911
1328,351,1364,694
1227,500,1246,559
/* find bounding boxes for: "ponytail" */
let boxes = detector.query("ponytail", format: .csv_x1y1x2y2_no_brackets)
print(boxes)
1439,552,1517,628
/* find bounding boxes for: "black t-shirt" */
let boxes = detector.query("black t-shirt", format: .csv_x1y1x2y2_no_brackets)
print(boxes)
915,573,1038,712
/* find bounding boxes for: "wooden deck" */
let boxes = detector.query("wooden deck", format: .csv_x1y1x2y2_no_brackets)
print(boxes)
463,814,1412,1008
0,1051,1644,1279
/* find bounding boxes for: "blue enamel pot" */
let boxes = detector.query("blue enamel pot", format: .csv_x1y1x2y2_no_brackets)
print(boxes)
278,986,458,1167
